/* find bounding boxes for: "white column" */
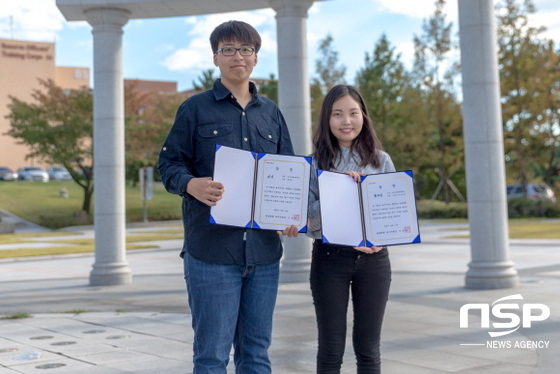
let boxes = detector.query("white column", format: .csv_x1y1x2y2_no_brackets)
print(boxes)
271,0,314,283
458,0,518,289
85,8,132,286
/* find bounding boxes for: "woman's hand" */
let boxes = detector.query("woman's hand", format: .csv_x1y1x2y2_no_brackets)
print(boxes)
277,225,299,237
344,171,365,182
353,246,386,254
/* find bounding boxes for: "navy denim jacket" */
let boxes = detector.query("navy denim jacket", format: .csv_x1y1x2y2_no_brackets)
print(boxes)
158,79,294,265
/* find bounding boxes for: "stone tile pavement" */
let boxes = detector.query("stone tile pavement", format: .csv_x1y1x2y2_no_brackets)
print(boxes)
0,221,559,373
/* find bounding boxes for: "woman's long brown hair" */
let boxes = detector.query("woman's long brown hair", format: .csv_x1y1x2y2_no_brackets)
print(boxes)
312,84,384,171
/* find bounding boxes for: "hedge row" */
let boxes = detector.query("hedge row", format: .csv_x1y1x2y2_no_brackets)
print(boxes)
417,198,560,219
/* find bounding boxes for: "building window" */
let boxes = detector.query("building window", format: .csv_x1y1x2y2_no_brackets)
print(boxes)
74,69,89,80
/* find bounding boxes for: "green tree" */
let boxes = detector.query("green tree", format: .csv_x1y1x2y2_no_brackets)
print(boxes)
412,0,463,203
311,34,347,125
315,34,347,93
192,69,216,92
5,79,94,213
526,42,560,187
124,82,186,184
497,0,560,190
355,34,414,165
258,73,278,104
532,43,560,186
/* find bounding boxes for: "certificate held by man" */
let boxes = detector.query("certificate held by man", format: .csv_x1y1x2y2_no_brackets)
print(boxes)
211,145,311,232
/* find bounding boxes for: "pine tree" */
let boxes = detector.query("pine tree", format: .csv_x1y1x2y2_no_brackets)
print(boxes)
412,0,463,203
497,0,560,190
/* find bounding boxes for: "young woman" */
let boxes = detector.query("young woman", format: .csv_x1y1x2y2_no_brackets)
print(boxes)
307,84,395,374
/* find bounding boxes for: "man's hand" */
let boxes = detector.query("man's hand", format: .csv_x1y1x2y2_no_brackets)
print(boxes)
277,225,299,237
186,177,224,206
353,246,386,254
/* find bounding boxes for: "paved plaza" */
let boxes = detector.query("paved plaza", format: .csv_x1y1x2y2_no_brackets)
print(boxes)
1,220,559,373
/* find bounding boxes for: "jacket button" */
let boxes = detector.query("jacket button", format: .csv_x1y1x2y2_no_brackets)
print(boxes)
268,135,272,139
213,130,218,135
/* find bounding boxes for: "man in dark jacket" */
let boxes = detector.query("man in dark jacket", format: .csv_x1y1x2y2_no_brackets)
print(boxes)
158,20,297,374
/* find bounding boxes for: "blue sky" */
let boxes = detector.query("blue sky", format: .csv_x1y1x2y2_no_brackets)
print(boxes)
1,0,559,92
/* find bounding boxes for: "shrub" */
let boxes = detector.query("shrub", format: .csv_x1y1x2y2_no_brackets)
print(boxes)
417,198,560,219
149,209,182,221
417,201,468,219
507,198,560,218
38,212,93,230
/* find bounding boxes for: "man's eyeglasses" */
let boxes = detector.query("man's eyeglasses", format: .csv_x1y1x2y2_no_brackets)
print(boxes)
215,47,256,56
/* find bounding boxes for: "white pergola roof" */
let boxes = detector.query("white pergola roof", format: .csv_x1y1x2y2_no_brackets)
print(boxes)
56,0,274,21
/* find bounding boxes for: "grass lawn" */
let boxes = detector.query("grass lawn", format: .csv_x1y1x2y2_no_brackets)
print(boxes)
507,220,560,239
440,219,560,239
1,182,558,260
0,180,182,229
0,229,184,259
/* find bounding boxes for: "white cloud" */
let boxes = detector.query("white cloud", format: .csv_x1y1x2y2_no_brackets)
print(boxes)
0,0,65,41
163,48,209,71
258,32,277,58
162,9,276,72
528,9,560,43
374,0,459,21
394,40,417,69
308,1,322,15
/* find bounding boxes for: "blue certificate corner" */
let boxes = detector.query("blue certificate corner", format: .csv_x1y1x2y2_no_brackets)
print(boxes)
256,152,266,160
252,221,261,229
209,215,217,224
215,144,222,152
359,175,367,183
317,169,324,177
245,221,253,228
298,225,307,233
365,240,375,247
412,234,421,243
304,156,312,165
321,235,330,244
405,170,414,178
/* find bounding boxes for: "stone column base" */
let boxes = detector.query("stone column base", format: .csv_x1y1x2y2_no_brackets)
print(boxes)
90,262,132,286
280,257,311,283
465,260,519,289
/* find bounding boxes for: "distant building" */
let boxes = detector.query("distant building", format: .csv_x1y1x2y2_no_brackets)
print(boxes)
0,37,280,171
0,38,90,170
124,78,177,94
0,38,184,171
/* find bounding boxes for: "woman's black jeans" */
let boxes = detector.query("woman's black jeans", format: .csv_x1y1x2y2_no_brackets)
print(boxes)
310,240,392,374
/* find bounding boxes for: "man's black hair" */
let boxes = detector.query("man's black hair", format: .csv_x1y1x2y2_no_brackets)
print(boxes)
210,20,262,53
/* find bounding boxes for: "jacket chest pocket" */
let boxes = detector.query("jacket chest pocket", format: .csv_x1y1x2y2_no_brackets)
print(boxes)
198,123,234,139
254,116,279,153
196,123,235,155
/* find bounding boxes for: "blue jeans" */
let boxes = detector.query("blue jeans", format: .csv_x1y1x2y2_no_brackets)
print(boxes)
183,254,280,374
